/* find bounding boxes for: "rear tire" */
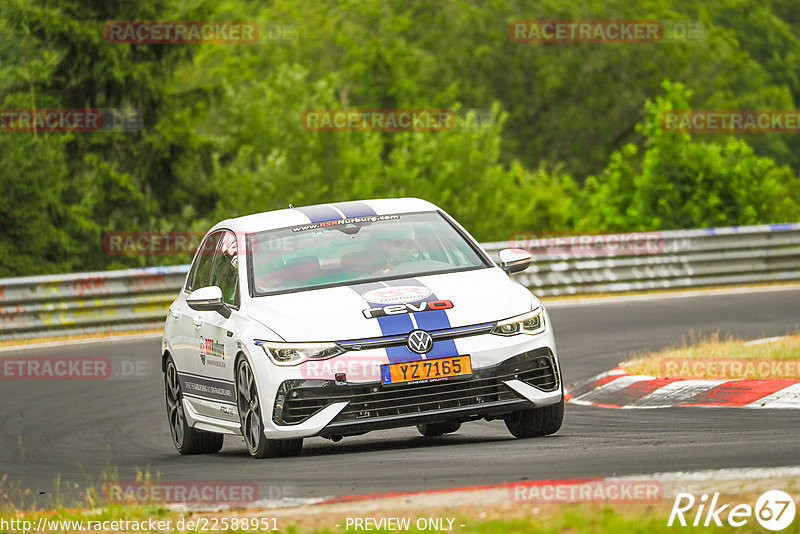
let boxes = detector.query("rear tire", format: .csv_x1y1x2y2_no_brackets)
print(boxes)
235,357,303,458
164,357,224,454
417,421,461,437
504,397,564,438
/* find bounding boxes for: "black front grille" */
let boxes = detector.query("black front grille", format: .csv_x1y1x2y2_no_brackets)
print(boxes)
274,348,558,426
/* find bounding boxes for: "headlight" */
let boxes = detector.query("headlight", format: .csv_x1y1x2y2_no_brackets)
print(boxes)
491,308,546,336
255,341,345,366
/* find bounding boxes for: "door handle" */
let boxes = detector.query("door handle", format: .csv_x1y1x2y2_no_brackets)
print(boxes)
170,310,180,320
192,318,203,328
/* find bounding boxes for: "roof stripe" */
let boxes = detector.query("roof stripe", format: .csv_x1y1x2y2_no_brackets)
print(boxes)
329,201,377,218
293,204,342,223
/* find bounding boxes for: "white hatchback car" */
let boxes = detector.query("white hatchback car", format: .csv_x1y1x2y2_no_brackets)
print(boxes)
162,198,563,458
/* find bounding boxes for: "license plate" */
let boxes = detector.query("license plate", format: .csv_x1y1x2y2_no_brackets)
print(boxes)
381,355,472,385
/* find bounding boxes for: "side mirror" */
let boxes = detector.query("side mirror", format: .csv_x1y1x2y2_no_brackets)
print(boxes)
186,286,231,318
498,248,532,274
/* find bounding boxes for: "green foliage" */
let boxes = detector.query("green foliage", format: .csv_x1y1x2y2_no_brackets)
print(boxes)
1,0,799,275
581,81,800,231
0,134,91,274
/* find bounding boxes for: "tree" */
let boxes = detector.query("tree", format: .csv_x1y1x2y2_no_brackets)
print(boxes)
581,81,800,231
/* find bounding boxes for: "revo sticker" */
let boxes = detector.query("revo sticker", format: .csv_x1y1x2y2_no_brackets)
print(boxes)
362,300,453,319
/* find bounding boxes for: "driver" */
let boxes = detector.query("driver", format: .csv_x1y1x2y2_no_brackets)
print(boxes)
376,224,421,274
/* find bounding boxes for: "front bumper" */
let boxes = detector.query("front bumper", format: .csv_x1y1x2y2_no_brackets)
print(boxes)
271,347,561,438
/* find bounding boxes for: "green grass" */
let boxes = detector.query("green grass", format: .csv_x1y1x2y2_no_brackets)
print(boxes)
3,501,798,533
461,506,798,533
623,332,800,379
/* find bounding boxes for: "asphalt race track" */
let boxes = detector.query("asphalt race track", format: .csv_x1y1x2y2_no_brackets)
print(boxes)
1,287,799,505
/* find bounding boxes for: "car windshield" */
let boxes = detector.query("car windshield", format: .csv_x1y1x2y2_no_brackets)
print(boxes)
248,211,489,295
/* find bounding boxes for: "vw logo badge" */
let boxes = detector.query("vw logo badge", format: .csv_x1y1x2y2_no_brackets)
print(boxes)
407,330,433,354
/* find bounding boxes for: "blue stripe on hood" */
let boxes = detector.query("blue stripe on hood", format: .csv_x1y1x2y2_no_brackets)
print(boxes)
350,282,420,363
384,278,459,359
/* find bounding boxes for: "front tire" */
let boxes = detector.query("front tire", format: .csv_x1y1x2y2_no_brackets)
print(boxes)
165,357,224,454
235,357,303,459
504,397,564,438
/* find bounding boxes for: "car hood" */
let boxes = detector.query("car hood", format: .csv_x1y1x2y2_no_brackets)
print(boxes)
247,267,538,342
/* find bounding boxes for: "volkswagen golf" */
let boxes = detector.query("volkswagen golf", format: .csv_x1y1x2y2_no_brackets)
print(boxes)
162,198,564,458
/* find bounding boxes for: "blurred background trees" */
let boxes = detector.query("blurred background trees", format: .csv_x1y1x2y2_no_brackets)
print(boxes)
1,0,798,275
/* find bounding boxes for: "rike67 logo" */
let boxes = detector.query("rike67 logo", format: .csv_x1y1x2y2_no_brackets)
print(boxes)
669,490,796,531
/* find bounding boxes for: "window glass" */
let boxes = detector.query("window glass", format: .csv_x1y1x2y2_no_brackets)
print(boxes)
210,230,240,307
248,212,488,295
186,231,222,291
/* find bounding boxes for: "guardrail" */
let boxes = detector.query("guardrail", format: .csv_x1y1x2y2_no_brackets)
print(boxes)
482,222,800,296
0,266,188,341
1,223,799,341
